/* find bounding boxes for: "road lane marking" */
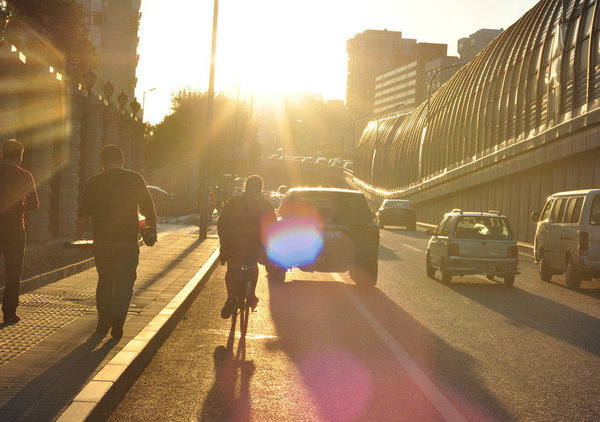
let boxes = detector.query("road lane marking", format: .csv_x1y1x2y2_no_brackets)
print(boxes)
332,272,466,422
402,243,423,253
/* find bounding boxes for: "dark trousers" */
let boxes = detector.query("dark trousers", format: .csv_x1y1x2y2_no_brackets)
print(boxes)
1,230,26,317
93,240,139,328
225,256,258,300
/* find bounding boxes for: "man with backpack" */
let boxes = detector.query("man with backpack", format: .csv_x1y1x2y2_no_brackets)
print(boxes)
217,174,276,318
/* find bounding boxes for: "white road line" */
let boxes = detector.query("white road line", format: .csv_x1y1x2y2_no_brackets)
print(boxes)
332,272,466,422
402,243,423,253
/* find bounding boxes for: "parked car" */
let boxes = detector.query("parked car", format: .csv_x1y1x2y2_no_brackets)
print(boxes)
268,187,380,287
301,157,315,163
343,161,354,171
269,191,284,209
277,185,290,195
330,159,343,168
147,185,175,201
315,157,328,164
531,189,600,289
376,199,416,230
425,209,519,286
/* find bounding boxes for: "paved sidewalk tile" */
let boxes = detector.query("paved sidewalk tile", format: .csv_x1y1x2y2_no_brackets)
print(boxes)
0,234,219,421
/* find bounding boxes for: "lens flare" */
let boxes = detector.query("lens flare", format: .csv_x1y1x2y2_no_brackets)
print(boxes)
265,215,324,268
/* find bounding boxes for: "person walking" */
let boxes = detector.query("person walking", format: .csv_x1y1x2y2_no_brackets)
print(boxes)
0,139,39,324
75,144,157,339
217,174,276,318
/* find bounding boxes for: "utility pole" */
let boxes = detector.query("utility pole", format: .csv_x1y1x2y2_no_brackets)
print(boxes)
199,0,219,239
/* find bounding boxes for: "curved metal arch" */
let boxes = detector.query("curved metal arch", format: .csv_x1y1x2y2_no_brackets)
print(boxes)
354,0,597,194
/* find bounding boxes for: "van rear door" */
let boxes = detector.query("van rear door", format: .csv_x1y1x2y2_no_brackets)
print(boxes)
586,194,600,264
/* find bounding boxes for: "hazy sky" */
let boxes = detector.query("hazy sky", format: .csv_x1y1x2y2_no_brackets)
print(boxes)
136,0,540,124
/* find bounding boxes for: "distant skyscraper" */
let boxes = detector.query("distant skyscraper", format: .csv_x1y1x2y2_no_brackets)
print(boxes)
458,28,503,62
346,30,416,119
78,0,141,100
373,43,449,114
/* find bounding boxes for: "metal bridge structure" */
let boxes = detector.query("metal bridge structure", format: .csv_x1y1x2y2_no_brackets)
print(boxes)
347,0,600,243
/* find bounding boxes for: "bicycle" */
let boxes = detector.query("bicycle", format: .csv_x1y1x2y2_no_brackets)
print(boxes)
228,265,258,360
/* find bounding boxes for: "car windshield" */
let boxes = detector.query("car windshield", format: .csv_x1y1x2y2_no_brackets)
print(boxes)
280,191,372,224
383,200,411,209
453,216,513,240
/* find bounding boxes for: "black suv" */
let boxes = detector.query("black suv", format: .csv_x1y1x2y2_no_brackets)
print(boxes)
267,188,379,287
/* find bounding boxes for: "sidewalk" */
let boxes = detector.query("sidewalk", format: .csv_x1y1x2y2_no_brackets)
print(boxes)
0,233,220,421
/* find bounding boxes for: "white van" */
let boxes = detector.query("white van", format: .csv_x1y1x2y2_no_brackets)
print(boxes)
532,189,600,289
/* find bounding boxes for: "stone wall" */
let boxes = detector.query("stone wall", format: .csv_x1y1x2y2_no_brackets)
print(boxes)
0,44,146,285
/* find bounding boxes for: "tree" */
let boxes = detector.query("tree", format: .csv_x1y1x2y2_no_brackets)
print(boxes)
147,89,258,179
0,0,95,73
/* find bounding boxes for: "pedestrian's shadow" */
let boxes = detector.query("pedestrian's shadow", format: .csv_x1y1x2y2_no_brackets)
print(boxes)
0,331,117,418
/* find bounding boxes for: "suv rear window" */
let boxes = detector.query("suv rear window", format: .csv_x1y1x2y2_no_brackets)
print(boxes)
453,216,514,240
383,200,411,209
280,191,372,224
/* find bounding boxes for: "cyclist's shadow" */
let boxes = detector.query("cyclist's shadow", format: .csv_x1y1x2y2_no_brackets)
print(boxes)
198,315,255,421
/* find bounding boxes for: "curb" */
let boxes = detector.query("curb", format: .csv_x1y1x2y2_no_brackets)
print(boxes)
56,244,221,422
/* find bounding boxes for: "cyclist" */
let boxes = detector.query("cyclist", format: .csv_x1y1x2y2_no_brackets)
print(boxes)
217,174,276,319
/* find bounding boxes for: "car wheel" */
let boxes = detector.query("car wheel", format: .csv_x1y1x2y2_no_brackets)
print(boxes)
565,257,582,290
350,259,378,288
426,253,435,278
486,275,495,281
539,250,552,282
441,258,452,283
266,263,286,284
503,274,515,287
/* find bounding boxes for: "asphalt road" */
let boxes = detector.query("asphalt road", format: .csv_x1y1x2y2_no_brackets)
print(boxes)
110,227,600,421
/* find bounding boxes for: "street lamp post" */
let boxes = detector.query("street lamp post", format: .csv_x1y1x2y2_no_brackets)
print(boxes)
142,87,156,122
427,62,465,126
199,0,219,239
421,61,465,179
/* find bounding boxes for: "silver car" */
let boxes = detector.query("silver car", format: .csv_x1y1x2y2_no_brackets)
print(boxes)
426,210,519,286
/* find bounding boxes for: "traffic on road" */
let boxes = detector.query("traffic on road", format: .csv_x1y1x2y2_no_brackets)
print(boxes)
110,204,600,421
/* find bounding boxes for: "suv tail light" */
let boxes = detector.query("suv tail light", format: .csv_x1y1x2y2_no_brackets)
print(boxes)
448,243,460,256
507,246,518,258
579,232,589,256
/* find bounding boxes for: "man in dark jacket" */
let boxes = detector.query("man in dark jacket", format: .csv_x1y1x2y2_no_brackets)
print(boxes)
76,144,156,339
217,174,276,318
0,139,39,324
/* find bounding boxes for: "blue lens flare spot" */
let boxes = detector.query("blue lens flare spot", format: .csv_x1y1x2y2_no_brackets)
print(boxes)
266,217,323,268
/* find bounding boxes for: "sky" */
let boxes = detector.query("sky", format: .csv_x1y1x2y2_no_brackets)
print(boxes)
135,0,541,125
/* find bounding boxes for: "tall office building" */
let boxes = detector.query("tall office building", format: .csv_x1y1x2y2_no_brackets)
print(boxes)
346,30,416,119
373,43,449,114
78,0,141,100
458,28,503,62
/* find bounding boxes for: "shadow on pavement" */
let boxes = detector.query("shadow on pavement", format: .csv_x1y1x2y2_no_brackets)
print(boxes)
198,345,255,422
445,281,600,356
378,244,401,261
0,332,117,419
133,238,204,292
267,278,512,421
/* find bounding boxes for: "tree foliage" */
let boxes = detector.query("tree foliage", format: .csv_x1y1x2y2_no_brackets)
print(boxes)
0,0,95,71
147,89,258,177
